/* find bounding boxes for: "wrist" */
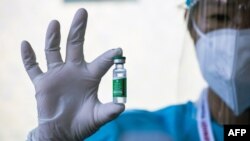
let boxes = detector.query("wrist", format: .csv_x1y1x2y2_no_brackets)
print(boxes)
27,125,85,141
27,128,38,141
26,126,62,141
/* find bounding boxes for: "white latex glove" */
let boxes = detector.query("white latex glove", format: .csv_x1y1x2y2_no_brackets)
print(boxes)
22,8,125,141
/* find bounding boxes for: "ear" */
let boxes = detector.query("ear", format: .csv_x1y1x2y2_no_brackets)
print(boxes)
186,9,198,43
184,9,188,20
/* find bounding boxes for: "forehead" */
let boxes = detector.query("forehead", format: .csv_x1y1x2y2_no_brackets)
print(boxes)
200,0,249,5
196,0,250,14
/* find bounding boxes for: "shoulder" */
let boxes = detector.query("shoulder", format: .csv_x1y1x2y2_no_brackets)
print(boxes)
86,109,161,141
86,102,197,141
155,101,196,118
118,102,197,130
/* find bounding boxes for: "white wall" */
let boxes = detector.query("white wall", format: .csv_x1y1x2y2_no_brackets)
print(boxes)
0,0,206,140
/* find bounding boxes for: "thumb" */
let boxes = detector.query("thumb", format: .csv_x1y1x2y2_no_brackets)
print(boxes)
88,48,123,78
96,102,125,126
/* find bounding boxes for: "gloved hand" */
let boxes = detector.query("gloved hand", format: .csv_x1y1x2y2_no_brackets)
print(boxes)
21,8,125,141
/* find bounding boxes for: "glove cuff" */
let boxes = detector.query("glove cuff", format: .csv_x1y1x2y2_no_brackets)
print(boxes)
26,128,38,141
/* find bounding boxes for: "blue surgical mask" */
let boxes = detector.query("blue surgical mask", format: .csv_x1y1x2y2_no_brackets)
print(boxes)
193,19,250,115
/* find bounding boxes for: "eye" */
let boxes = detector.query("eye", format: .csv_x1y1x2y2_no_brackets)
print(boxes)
208,14,230,22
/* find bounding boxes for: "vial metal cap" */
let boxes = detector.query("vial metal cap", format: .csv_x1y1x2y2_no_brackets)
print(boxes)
113,56,126,64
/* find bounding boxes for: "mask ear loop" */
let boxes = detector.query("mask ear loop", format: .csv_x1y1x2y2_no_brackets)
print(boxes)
187,0,208,40
192,17,207,39
190,12,212,47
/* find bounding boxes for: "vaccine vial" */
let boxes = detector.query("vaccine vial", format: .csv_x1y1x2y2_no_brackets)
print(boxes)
113,56,126,103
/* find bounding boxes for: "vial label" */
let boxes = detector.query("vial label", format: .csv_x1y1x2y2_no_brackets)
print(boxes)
113,78,127,97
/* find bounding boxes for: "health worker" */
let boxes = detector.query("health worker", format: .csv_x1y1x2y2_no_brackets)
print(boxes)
22,0,250,141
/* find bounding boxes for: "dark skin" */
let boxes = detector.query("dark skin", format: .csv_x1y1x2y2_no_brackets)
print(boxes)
187,0,250,125
208,89,250,124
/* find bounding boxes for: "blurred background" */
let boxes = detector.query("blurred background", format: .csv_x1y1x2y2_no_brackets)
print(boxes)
0,0,207,140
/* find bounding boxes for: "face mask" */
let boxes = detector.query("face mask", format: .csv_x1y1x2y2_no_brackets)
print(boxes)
193,19,250,116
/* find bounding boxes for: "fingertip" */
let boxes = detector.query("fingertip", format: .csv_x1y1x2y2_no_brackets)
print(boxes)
51,19,60,25
71,8,88,26
21,40,29,47
109,103,125,114
110,48,123,58
102,102,125,119
21,40,32,54
46,20,60,40
115,47,123,56
21,40,34,59
76,8,88,18
48,20,60,30
20,40,38,71
114,103,125,113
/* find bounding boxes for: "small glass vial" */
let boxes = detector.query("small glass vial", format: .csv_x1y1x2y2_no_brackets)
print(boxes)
113,56,127,103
